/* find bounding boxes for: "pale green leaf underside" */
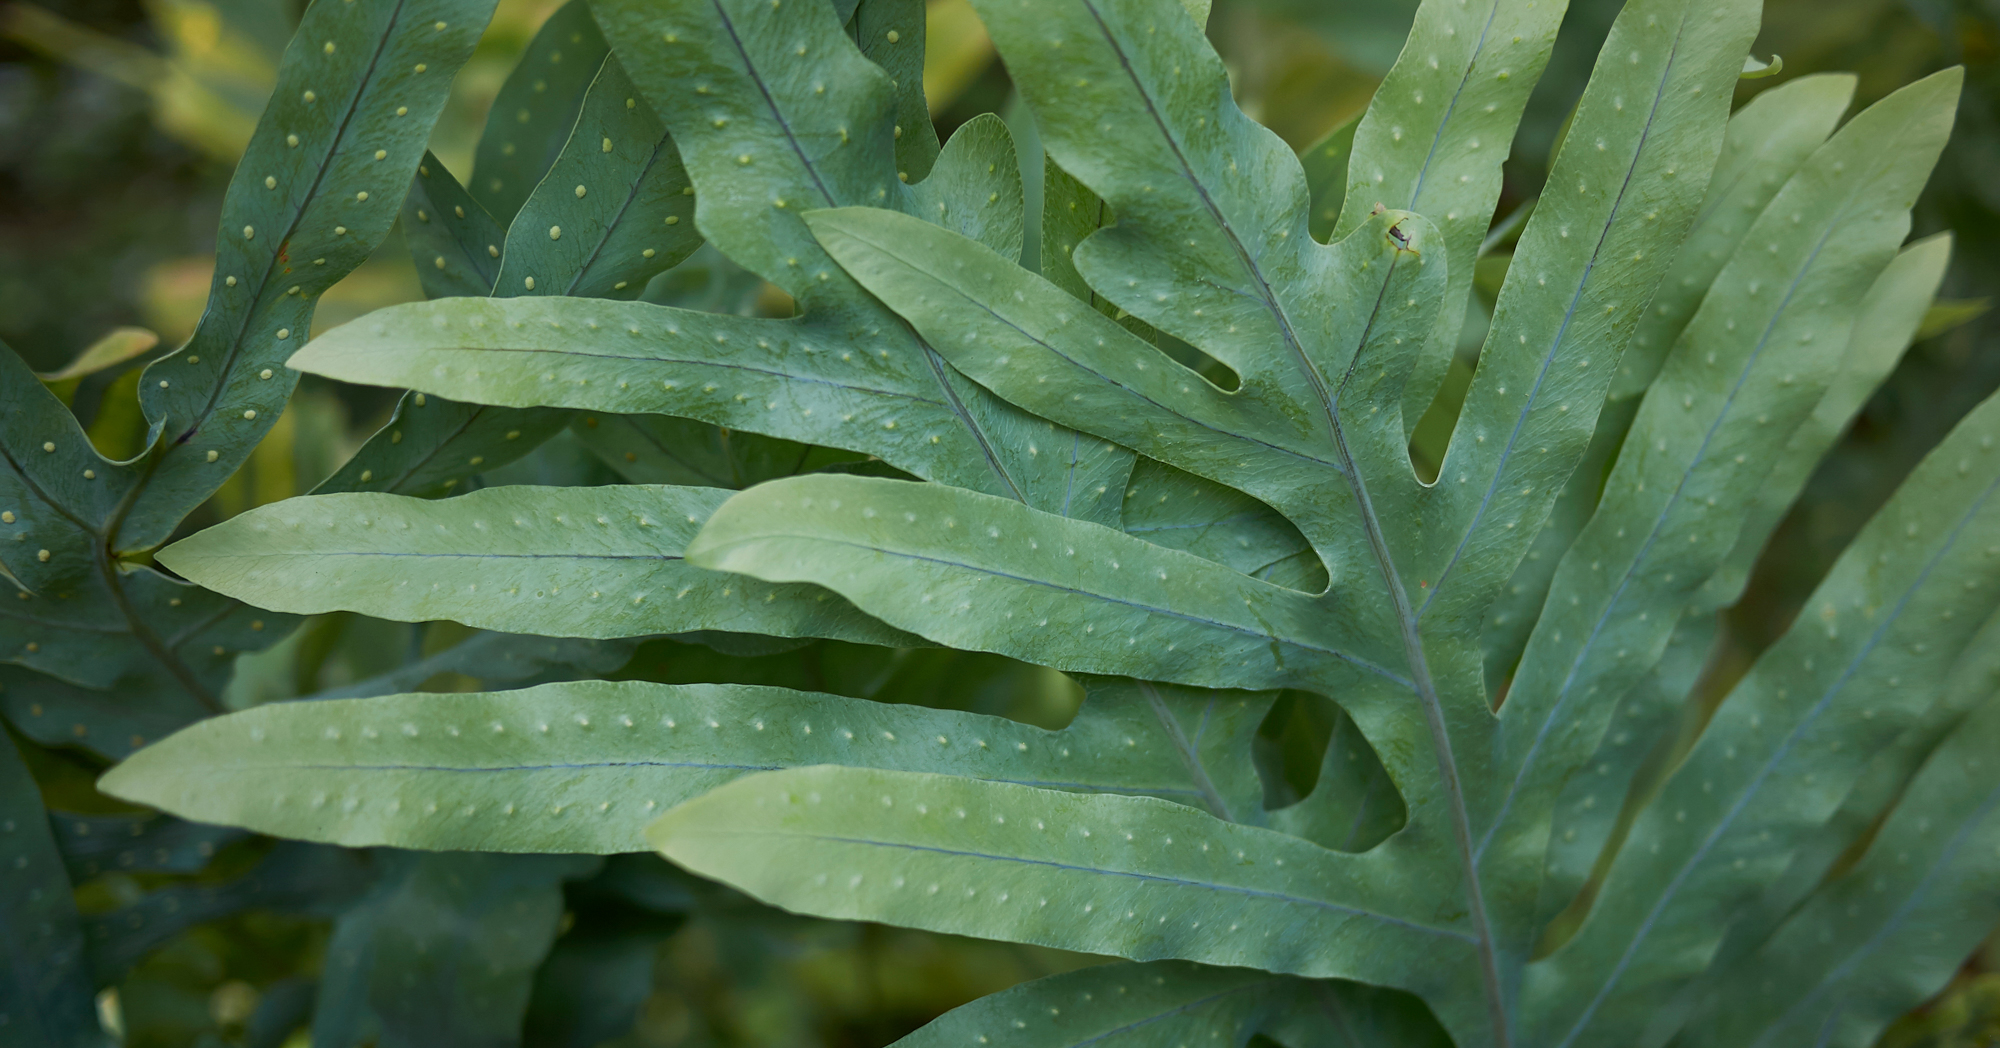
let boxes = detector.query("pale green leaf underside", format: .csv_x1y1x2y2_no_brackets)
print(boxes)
890,960,1283,1048
685,474,1405,691
1483,65,1963,901
99,680,1280,854
1527,316,2000,1046
1682,686,2000,1048
648,765,1479,990
156,483,911,646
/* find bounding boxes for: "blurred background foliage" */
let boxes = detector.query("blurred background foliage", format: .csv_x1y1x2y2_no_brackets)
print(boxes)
6,0,2000,1043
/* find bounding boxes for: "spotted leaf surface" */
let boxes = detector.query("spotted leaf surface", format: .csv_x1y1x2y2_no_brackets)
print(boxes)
494,55,699,300
0,346,294,714
48,811,248,883
401,151,505,299
287,287,1132,520
0,734,102,1048
1335,0,1567,430
100,679,1274,853
648,765,1482,996
1480,72,1857,685
122,0,499,549
1677,673,2000,1048
685,475,1403,695
891,960,1286,1048
315,393,573,498
1526,358,2000,1046
1482,70,1961,924
158,483,912,646
469,0,607,224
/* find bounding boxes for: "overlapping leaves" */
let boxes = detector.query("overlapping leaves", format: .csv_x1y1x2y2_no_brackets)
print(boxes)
94,0,2000,1045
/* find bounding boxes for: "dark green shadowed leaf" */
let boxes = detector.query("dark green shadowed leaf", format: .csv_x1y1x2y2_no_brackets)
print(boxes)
567,412,858,489
1262,979,1454,1048
495,56,700,300
314,394,573,498
402,152,505,299
0,733,105,1048
121,0,499,550
310,852,598,1048
470,0,607,225
48,811,248,882
100,678,1274,853
890,960,1283,1047
309,630,639,700
156,484,914,646
521,882,680,1048
0,666,211,761
0,343,297,715
83,841,374,985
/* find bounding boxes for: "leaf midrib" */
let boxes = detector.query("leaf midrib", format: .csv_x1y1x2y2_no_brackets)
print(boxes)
709,530,1411,685
1477,197,1853,866
1550,465,2000,1047
1070,0,1505,1031
708,0,1026,501
706,828,1478,941
1417,14,1694,623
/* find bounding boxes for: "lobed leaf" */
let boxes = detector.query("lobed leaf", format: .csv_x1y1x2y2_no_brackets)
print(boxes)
1481,68,1961,933
1531,235,1953,929
648,765,1482,995
1697,233,1953,610
1480,72,1858,684
1299,117,1357,246
0,343,295,714
121,0,499,548
1412,0,1761,631
685,474,1403,694
1119,459,1326,593
158,483,912,646
1525,345,2000,1046
100,679,1273,853
1682,693,2000,1048
889,960,1283,1048
1336,0,1568,432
